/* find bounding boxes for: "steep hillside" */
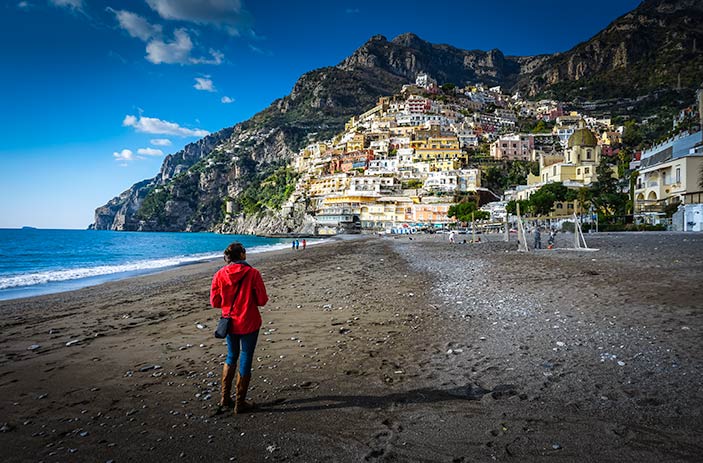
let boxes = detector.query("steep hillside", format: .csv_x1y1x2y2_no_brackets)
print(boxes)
92,35,525,232
92,0,703,233
516,0,703,101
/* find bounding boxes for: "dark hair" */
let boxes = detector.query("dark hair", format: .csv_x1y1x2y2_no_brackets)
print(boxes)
224,242,246,263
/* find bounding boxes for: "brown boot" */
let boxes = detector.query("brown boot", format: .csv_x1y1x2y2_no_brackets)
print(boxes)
234,372,255,414
219,363,236,408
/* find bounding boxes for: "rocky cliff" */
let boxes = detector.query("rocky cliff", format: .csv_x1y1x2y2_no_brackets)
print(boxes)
515,0,703,101
93,0,703,233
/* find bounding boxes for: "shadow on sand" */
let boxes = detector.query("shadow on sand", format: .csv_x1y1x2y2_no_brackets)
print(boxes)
258,383,518,413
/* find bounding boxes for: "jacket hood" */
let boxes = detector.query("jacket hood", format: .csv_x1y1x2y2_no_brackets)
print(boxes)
222,261,251,284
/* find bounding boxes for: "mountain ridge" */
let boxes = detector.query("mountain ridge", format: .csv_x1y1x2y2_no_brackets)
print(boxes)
92,0,703,232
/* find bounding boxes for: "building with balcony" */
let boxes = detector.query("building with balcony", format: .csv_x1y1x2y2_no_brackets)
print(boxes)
308,173,351,198
423,169,481,193
634,131,703,216
359,197,415,230
412,202,452,226
490,134,534,161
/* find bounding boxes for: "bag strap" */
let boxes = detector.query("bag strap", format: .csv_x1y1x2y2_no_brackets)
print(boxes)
225,269,250,318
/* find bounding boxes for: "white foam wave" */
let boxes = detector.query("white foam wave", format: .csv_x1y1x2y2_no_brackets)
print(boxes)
0,253,223,290
0,242,295,291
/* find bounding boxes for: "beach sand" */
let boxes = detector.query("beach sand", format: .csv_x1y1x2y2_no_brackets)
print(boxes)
1,233,702,462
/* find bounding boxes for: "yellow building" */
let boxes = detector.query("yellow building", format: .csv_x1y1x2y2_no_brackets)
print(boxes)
634,131,703,213
322,194,378,207
534,125,601,185
359,197,414,229
429,159,463,172
414,136,467,165
346,133,366,152
600,131,621,146
308,174,351,197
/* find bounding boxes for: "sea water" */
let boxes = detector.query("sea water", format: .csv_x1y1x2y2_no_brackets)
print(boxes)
0,229,292,301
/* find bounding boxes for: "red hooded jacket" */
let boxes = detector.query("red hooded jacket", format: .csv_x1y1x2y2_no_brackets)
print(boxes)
210,262,269,335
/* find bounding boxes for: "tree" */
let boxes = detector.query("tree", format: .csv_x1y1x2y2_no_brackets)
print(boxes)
576,187,591,218
506,161,539,187
589,158,628,221
448,200,489,222
441,83,456,93
531,119,552,134
537,182,569,201
506,199,530,216
527,182,571,216
483,166,505,192
529,189,557,216
621,120,643,148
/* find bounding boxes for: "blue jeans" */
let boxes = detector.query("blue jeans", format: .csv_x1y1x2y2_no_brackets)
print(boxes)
225,330,259,376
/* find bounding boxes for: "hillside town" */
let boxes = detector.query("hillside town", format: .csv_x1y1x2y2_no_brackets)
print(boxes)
269,74,703,234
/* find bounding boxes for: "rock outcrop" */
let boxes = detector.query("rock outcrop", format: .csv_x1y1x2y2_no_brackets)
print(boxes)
515,0,703,99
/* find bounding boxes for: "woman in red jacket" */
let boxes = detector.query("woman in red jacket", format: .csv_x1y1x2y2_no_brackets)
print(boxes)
210,242,269,414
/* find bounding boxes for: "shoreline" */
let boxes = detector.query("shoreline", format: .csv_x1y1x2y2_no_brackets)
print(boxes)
0,237,336,303
1,234,702,461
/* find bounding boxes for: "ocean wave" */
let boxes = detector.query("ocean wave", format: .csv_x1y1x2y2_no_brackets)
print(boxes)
0,242,293,290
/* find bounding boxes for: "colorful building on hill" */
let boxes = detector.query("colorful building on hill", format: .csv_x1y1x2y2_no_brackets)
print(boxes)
490,134,533,161
634,130,703,222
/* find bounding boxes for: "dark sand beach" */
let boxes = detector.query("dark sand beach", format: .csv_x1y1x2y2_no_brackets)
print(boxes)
1,233,702,462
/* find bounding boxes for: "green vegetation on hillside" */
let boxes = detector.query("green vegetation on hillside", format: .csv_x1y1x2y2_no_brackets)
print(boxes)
236,166,300,215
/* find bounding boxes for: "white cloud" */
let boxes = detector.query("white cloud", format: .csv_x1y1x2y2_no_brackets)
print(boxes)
345,8,360,14
123,114,209,137
110,9,162,41
17,2,31,9
137,147,164,156
194,77,216,92
150,138,172,146
113,149,135,161
146,0,249,35
145,29,224,65
190,48,224,65
49,0,82,9
145,28,193,64
221,96,234,104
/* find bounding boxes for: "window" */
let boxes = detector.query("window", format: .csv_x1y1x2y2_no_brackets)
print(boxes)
567,204,574,209
676,167,681,183
586,150,592,160
585,167,590,174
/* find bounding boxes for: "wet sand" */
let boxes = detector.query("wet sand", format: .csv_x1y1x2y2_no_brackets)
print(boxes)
0,233,702,462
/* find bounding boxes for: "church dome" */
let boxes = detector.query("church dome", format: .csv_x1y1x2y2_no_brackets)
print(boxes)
568,127,598,148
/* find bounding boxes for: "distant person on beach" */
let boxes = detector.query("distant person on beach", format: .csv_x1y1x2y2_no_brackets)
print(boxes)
295,239,300,250
291,240,295,251
534,227,542,250
210,242,269,414
448,231,455,243
302,239,307,250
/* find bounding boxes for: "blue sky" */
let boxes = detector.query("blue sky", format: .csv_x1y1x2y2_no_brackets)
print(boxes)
0,0,640,229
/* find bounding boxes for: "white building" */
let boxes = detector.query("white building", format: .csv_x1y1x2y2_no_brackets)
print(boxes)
366,158,399,175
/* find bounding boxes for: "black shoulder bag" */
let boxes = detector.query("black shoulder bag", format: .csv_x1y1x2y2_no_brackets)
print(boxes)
214,271,249,339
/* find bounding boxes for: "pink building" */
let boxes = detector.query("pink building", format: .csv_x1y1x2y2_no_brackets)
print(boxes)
490,134,535,161
406,96,431,113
